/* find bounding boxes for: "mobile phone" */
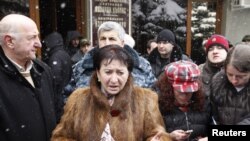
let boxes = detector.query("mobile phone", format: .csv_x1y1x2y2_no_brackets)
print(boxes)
185,130,193,134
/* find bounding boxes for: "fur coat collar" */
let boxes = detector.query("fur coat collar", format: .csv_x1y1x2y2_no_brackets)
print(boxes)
52,72,171,141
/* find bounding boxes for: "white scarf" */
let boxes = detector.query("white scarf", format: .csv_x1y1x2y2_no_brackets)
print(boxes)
100,123,115,141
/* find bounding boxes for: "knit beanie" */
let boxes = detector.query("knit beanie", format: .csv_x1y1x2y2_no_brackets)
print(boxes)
205,35,229,53
157,29,176,44
242,35,250,42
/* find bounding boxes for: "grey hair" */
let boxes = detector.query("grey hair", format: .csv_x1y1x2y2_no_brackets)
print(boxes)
0,16,17,46
0,14,32,46
97,21,126,41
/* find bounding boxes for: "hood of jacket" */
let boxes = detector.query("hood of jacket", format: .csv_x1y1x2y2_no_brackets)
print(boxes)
44,32,64,48
123,44,140,67
43,32,65,55
65,30,81,47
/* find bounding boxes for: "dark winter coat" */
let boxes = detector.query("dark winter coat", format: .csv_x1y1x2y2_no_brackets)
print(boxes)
162,106,210,140
43,32,72,120
0,48,56,141
210,70,250,125
148,46,190,78
52,73,171,141
199,60,223,98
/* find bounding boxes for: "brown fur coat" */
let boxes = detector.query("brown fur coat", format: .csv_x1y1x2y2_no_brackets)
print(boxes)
51,73,171,141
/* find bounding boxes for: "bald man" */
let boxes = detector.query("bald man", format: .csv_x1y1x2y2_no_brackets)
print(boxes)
0,14,56,141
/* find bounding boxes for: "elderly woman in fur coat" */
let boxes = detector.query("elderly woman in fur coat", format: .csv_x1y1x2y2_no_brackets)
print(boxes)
51,45,172,141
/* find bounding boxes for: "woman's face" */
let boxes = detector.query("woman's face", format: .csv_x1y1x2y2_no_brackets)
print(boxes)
174,90,193,105
226,64,250,87
97,59,129,95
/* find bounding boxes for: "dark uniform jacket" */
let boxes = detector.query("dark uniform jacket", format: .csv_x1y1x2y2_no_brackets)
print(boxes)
0,48,57,141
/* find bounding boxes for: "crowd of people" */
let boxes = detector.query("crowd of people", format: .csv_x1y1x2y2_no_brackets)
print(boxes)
1,13,250,141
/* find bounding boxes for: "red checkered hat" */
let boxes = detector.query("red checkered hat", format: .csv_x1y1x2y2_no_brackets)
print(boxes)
165,60,200,93
205,34,229,52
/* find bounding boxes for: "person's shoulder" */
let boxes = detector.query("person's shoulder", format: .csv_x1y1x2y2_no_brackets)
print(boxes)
133,86,158,100
33,59,50,70
182,54,191,60
64,87,90,110
139,56,150,65
211,70,226,88
82,47,96,59
73,48,97,69
67,87,90,102
198,63,205,71
213,70,225,79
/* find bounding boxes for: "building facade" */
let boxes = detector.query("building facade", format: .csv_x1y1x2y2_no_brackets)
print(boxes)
1,0,250,58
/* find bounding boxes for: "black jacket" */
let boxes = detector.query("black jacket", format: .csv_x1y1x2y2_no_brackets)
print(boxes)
199,60,223,98
0,48,56,141
43,32,72,120
162,106,210,140
148,46,190,78
210,70,250,125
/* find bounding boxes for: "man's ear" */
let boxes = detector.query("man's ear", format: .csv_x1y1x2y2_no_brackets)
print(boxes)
4,35,14,49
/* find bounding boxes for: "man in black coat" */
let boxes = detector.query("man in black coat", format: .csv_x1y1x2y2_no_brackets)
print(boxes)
0,14,56,141
148,29,190,78
43,31,72,119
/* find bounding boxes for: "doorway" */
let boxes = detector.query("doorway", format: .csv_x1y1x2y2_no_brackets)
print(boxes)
39,0,77,40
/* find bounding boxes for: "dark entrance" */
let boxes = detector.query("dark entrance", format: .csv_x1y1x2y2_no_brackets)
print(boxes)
39,0,77,40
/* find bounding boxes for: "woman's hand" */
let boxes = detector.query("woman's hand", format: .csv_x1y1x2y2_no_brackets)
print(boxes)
150,131,162,141
170,130,190,141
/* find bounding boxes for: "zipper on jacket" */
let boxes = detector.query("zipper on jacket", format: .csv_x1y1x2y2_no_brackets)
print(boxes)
184,112,190,141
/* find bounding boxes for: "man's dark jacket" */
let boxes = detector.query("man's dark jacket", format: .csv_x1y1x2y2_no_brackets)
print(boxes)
0,47,56,141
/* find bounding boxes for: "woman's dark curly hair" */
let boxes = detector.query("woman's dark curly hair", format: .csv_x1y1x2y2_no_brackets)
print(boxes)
156,73,205,114
93,44,134,72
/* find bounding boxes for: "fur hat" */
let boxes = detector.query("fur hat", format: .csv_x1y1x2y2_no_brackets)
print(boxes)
157,29,176,44
205,35,229,52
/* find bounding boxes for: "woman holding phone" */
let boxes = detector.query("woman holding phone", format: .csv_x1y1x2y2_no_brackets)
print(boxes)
155,60,211,141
